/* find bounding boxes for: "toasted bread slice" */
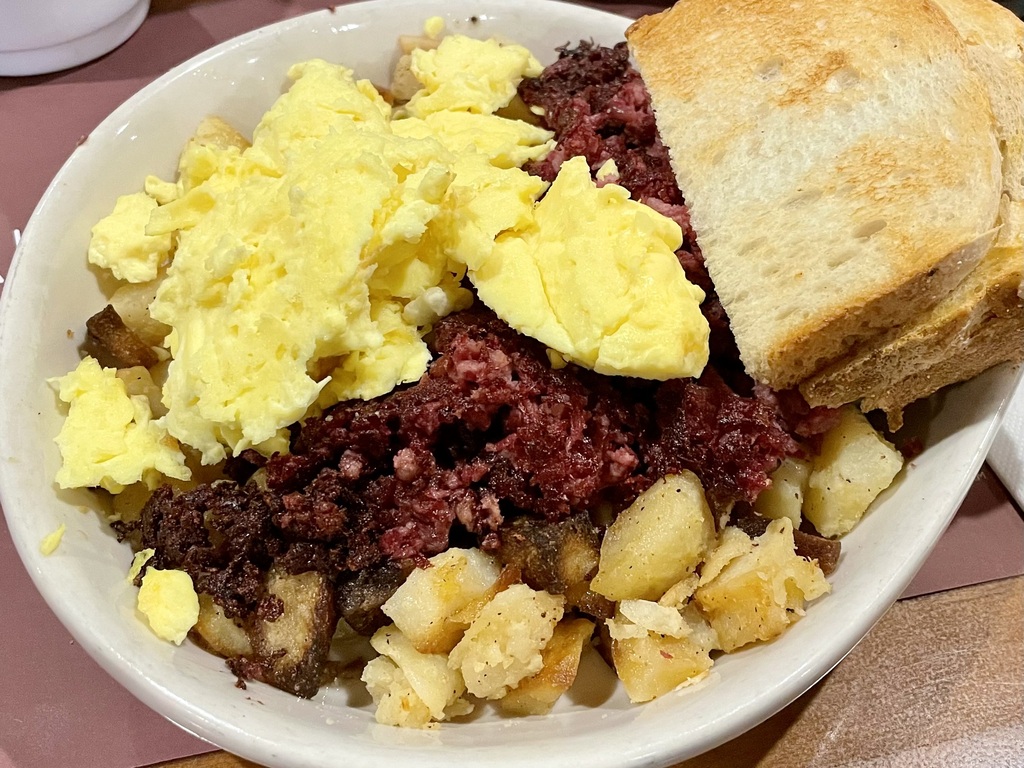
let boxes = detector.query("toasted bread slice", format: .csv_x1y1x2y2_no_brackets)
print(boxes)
798,0,1023,416
627,0,1003,390
930,0,1024,250
800,245,1024,416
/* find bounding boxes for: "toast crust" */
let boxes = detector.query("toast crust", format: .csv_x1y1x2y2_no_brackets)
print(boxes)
800,244,1024,408
866,313,1024,431
627,0,1004,390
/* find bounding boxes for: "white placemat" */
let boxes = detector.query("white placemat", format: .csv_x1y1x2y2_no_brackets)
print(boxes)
989,373,1024,507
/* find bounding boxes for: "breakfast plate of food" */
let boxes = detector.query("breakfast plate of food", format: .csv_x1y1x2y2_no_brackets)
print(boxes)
0,0,1020,766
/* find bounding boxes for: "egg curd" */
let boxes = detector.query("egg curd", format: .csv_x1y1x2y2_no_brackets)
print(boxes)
129,548,200,645
52,356,189,493
54,37,710,623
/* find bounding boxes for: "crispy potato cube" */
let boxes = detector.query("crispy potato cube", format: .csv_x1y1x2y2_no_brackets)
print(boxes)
608,603,717,703
732,507,842,576
363,625,471,728
84,305,159,369
192,593,252,658
754,456,810,527
499,618,595,716
237,568,336,698
448,584,564,700
591,472,716,601
804,406,904,538
496,512,603,612
337,560,413,636
695,518,830,652
382,548,501,654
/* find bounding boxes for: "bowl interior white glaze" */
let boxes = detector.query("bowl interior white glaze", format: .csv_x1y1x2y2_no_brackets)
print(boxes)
0,2,1018,766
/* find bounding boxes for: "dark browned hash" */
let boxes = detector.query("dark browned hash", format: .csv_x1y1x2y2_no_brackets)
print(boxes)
116,43,841,697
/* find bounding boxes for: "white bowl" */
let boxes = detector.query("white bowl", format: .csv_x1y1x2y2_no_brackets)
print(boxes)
0,1,1018,766
0,0,150,76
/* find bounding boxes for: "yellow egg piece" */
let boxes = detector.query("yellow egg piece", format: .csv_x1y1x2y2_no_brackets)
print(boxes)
405,36,543,117
88,192,173,283
52,357,190,493
464,156,709,380
137,567,200,645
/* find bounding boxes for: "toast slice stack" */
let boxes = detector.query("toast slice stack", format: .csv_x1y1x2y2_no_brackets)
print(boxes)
627,0,1022,427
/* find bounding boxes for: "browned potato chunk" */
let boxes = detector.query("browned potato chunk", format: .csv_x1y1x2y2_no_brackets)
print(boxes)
608,602,717,703
84,305,158,369
804,406,903,538
229,568,337,698
382,548,501,654
191,593,252,658
591,472,716,601
496,512,607,615
362,625,472,728
109,279,170,348
754,456,810,527
448,584,564,700
695,519,829,652
336,560,414,635
499,618,595,716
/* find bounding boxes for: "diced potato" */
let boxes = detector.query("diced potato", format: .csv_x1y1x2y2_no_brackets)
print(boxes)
337,560,413,635
658,573,700,609
84,305,159,369
591,472,716,601
191,115,251,152
499,618,594,716
109,279,171,348
448,584,564,699
608,603,717,703
364,625,471,728
617,599,692,638
245,568,337,698
390,53,422,103
496,512,602,611
192,593,252,658
382,548,501,654
695,518,830,652
754,456,811,527
116,366,166,418
804,406,904,538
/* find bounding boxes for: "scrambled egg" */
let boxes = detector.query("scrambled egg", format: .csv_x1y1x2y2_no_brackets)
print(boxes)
137,566,201,645
63,32,709,478
404,35,543,117
138,40,551,465
465,156,709,379
129,549,200,645
39,523,66,555
52,357,189,493
88,192,173,283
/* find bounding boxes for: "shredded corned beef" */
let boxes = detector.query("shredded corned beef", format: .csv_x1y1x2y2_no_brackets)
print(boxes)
123,43,840,652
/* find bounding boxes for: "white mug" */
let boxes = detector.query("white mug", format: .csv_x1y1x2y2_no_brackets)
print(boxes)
0,0,150,76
